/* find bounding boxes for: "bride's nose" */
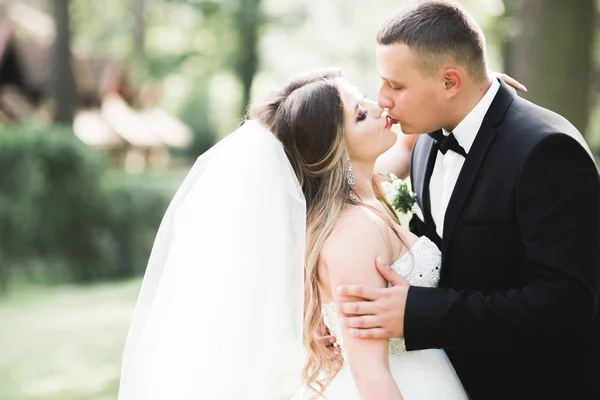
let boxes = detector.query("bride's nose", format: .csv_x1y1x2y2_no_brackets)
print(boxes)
367,100,384,119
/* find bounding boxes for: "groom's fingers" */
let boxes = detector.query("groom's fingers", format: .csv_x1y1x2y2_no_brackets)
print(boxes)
375,256,408,287
338,300,378,315
337,284,381,300
341,315,380,329
348,327,387,339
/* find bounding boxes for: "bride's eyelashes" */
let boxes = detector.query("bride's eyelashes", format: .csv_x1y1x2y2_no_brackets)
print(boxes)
356,108,368,122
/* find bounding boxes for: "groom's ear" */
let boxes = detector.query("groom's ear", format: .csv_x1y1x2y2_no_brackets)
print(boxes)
441,68,462,97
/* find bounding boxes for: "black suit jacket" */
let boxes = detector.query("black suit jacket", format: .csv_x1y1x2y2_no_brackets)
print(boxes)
406,79,600,400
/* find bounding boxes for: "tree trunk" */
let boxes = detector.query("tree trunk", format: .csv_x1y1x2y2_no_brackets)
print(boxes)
132,0,145,58
499,0,520,76
52,0,76,126
507,0,596,137
234,0,261,118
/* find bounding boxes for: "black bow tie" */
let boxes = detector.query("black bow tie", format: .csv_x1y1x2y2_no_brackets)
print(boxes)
429,130,468,158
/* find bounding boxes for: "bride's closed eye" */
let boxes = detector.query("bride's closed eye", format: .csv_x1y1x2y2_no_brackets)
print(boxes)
357,108,368,122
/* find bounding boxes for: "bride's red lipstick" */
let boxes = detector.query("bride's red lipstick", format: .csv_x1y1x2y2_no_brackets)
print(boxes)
385,115,397,129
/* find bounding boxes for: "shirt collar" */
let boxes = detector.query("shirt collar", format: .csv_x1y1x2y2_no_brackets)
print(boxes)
442,78,500,154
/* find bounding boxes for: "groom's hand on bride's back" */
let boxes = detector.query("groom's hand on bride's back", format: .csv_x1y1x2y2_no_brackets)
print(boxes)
336,257,410,339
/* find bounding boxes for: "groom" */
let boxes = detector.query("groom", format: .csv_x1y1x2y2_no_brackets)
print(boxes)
337,1,600,399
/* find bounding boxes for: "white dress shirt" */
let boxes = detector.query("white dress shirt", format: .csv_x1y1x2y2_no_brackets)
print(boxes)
429,78,500,238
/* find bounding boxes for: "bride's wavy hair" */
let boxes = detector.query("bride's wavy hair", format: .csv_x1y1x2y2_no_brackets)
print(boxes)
250,68,400,397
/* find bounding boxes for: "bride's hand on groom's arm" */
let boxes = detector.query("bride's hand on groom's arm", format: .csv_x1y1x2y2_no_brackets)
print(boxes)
337,257,410,339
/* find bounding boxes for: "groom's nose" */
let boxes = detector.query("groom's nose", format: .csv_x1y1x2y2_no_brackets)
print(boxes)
377,83,394,110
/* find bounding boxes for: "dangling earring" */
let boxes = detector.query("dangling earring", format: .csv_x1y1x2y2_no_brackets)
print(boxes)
346,156,359,201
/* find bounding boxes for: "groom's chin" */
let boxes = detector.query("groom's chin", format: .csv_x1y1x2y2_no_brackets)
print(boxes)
397,123,428,135
397,124,416,135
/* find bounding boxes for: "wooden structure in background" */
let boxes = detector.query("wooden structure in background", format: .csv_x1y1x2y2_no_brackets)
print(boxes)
0,2,191,171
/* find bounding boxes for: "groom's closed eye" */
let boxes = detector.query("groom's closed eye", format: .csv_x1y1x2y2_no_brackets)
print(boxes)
383,79,404,91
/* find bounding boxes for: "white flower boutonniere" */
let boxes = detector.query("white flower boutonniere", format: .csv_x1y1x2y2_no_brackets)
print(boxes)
380,172,424,223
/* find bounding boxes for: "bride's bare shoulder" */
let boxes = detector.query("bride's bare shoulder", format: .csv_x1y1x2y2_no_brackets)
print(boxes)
320,206,390,265
317,207,395,302
321,206,419,265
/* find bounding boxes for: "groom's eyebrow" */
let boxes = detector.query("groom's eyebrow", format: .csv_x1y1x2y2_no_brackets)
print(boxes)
382,76,401,85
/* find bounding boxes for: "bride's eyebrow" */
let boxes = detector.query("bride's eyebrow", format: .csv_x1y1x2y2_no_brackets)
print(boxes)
353,93,367,115
355,87,367,98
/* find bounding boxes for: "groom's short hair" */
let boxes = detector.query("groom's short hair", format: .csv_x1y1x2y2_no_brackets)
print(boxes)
377,0,488,81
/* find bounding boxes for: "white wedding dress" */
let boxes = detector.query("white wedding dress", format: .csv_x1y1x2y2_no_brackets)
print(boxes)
300,236,469,400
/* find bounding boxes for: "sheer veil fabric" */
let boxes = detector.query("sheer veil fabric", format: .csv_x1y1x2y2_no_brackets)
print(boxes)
117,120,307,399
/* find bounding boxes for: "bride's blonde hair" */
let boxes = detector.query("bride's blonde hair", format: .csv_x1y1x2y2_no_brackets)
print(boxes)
250,69,400,397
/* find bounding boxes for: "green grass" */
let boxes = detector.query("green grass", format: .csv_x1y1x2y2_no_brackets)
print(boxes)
0,279,142,400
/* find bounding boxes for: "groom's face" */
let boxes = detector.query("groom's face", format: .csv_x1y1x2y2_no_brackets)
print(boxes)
376,43,446,135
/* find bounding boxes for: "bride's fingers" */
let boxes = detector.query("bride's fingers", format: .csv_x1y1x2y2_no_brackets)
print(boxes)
493,72,528,92
338,300,379,315
341,315,380,329
318,335,342,355
336,284,381,300
316,321,327,336
317,335,337,345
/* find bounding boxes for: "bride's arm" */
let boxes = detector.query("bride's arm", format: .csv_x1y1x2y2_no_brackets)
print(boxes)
375,131,415,180
321,214,404,400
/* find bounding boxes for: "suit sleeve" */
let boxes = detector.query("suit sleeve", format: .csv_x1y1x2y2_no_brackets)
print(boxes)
404,133,600,350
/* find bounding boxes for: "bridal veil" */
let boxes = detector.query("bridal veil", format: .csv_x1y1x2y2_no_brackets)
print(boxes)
118,120,307,399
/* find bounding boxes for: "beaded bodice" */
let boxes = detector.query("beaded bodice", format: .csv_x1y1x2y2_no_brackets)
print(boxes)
321,236,441,362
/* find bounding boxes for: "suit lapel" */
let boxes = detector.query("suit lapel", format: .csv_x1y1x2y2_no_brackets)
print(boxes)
441,80,515,262
411,134,437,226
422,136,438,227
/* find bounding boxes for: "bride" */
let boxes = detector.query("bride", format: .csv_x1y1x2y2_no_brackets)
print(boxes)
117,69,519,399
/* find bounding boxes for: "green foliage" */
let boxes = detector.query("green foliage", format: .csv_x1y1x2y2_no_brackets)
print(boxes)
0,123,108,286
99,171,173,279
0,124,174,290
176,82,218,158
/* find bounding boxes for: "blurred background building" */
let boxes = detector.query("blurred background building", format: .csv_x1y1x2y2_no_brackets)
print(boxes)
0,0,598,399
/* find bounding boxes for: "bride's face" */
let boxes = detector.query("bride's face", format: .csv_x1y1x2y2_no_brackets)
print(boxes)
337,79,397,163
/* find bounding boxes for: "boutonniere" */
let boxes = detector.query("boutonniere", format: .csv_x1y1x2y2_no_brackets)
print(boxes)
380,172,424,222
